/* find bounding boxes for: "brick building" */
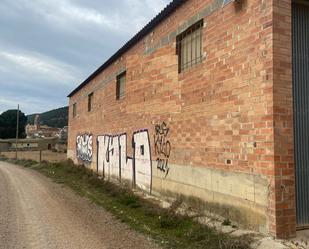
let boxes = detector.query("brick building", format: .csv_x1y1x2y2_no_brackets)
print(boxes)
67,0,309,238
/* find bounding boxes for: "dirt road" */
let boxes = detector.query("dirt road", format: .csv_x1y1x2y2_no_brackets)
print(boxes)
0,161,159,249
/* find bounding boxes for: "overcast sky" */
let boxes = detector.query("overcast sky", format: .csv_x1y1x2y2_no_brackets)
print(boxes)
0,0,170,115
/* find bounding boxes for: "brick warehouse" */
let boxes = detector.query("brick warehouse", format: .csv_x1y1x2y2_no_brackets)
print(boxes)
67,0,309,238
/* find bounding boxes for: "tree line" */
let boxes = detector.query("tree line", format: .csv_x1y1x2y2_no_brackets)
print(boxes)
0,110,27,139
27,106,68,128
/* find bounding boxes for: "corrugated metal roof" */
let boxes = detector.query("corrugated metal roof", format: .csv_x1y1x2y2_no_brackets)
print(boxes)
68,0,186,98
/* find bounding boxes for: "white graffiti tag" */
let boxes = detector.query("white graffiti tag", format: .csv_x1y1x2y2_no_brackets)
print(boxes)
97,130,152,193
76,134,93,162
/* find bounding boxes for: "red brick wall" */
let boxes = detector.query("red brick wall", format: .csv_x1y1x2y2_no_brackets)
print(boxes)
271,0,296,238
68,0,296,238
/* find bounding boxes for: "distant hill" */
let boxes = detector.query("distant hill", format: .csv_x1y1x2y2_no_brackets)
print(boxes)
27,106,68,128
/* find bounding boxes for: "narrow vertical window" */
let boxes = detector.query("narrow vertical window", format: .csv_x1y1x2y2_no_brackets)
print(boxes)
88,92,93,112
116,72,126,100
73,103,77,117
176,20,203,73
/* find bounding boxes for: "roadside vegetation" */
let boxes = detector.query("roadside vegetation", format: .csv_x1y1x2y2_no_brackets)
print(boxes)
0,156,253,249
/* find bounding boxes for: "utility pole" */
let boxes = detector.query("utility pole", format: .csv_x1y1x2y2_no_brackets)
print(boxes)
15,104,19,159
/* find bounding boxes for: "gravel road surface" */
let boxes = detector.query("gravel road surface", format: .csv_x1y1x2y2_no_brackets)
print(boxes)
0,161,159,249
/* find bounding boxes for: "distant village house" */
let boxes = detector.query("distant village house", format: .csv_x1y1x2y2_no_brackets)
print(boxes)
26,114,67,140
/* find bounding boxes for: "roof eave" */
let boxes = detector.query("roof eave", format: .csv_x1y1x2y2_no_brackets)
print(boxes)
67,0,186,98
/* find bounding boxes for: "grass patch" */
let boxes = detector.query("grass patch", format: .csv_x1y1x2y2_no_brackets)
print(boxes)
0,156,253,249
222,219,232,226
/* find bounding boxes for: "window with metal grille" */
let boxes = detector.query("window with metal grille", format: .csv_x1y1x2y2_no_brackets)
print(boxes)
116,72,126,100
88,92,93,112
176,20,203,73
73,103,77,117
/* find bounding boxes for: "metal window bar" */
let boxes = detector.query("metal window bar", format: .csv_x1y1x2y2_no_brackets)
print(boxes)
176,20,203,73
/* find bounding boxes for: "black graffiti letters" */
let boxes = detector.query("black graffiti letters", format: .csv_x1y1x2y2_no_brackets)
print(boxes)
97,130,152,193
154,122,171,176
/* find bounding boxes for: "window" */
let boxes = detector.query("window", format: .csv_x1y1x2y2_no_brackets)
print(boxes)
88,92,93,112
140,145,144,156
73,103,77,117
116,72,126,100
176,20,203,73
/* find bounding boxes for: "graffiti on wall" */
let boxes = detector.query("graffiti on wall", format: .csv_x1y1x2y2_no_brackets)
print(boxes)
76,124,171,191
97,130,152,193
76,134,93,162
154,122,171,177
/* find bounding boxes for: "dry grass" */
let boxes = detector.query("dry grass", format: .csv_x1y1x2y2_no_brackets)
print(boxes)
0,156,254,249
0,151,66,163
